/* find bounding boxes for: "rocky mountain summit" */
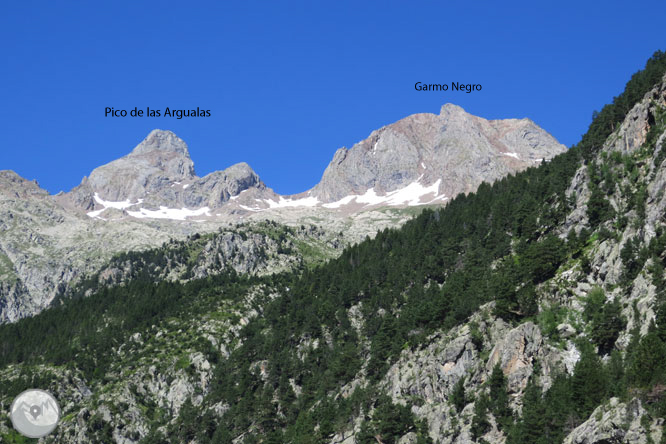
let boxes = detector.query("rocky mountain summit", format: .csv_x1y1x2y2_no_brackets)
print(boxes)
0,105,564,323
65,129,270,218
64,105,565,219
309,104,566,206
66,129,197,209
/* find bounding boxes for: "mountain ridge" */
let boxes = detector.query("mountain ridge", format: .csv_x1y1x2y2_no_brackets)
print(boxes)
308,103,565,205
0,103,565,323
49,103,565,220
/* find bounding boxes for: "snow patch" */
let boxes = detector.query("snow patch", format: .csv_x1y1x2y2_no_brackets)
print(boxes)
263,195,320,209
239,205,261,212
229,189,249,201
501,152,520,159
126,206,211,221
321,195,357,209
86,209,106,219
87,193,143,219
182,184,190,189
92,193,139,210
358,179,442,207
323,179,444,208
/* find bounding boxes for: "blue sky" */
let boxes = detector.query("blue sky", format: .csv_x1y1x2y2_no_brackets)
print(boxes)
2,1,664,195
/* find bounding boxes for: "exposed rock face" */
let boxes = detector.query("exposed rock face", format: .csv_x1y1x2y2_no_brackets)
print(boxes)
181,162,264,209
310,104,566,203
0,172,53,322
0,170,49,199
557,72,666,344
486,322,544,393
0,187,179,323
563,398,663,444
66,130,269,212
0,162,296,323
383,321,478,406
67,222,338,299
63,107,566,216
67,130,196,209
380,307,572,443
604,78,666,156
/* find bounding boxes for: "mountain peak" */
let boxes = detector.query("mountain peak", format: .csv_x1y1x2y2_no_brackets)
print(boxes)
310,104,566,202
439,103,467,116
130,129,190,158
0,170,48,199
225,162,255,175
65,130,196,207
64,132,273,212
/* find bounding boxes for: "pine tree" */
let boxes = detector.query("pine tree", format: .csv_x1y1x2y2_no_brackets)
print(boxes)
571,345,607,418
630,324,666,386
523,235,567,284
606,350,626,398
583,287,606,322
488,363,513,430
590,298,626,355
655,299,666,343
451,376,466,413
587,183,613,226
542,373,574,444
471,392,491,440
493,267,520,321
359,396,415,444
509,376,546,444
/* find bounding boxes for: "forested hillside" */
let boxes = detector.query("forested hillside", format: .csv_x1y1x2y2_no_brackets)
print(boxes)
1,51,666,444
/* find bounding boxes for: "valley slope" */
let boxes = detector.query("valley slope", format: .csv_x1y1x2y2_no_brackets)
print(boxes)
0,52,665,444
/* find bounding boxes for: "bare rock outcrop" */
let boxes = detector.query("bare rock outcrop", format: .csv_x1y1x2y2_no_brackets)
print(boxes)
486,321,544,393
563,398,663,444
66,130,270,212
310,104,566,203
